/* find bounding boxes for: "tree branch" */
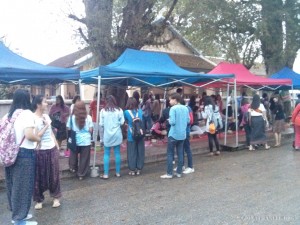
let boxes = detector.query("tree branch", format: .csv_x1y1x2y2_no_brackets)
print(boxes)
78,27,89,44
69,14,87,25
163,0,178,23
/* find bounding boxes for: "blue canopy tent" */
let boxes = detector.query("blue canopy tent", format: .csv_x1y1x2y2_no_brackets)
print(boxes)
0,42,79,85
80,48,235,176
80,48,234,87
270,67,300,89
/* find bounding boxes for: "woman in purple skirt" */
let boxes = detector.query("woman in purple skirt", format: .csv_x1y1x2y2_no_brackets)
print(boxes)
32,95,62,210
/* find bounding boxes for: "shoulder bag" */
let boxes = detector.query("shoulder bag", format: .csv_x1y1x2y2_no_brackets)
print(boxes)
67,115,77,152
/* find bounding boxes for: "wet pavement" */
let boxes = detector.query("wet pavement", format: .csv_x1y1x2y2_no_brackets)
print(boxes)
1,137,300,225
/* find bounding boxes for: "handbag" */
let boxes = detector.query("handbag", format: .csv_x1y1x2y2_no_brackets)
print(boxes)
67,115,77,152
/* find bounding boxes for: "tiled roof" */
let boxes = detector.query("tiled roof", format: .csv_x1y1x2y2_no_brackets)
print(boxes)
47,48,90,68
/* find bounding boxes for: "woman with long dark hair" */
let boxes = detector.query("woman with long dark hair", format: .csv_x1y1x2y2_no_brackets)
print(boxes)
99,95,125,179
248,94,270,150
67,101,93,180
3,89,41,224
124,97,145,176
32,95,62,210
49,95,70,156
201,96,223,156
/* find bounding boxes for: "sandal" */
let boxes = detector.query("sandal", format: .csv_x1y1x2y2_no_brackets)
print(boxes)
100,174,109,179
128,171,135,176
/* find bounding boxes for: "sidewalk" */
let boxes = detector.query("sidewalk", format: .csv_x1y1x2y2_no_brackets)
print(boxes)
0,127,294,182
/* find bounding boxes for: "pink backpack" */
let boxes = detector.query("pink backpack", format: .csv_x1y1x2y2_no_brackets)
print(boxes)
0,109,25,167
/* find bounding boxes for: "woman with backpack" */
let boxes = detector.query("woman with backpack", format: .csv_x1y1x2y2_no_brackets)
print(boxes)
67,101,93,180
99,95,125,179
32,95,62,210
201,96,223,156
2,89,41,225
124,97,145,176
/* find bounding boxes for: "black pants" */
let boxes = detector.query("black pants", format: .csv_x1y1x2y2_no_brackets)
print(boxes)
207,133,220,152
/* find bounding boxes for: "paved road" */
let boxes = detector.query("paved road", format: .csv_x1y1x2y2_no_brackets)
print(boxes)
1,139,300,225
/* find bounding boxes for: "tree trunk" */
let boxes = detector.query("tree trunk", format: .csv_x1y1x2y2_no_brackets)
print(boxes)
260,0,284,76
84,0,115,65
284,0,300,68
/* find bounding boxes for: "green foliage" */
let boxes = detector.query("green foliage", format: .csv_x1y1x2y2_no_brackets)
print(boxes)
171,0,300,74
0,85,17,100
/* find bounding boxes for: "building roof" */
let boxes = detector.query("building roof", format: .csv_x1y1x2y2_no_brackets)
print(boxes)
48,24,216,73
47,48,90,68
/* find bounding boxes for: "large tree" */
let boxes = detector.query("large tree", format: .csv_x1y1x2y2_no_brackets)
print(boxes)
172,0,300,75
70,0,178,106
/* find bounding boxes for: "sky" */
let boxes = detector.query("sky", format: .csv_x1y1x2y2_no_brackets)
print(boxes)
0,0,300,72
0,0,85,64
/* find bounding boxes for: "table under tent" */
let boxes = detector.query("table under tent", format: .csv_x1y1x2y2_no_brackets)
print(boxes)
195,62,292,150
80,48,235,177
0,41,79,86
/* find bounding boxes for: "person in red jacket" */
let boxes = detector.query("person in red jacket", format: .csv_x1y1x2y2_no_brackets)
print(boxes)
89,92,106,147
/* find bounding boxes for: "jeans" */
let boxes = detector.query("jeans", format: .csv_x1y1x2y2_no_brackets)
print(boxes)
183,134,193,168
103,145,121,175
244,124,251,146
142,115,152,131
207,133,220,152
127,139,145,171
167,137,184,175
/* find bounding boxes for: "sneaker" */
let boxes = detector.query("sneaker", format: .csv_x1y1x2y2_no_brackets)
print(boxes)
160,174,173,179
12,214,33,223
183,167,195,174
215,151,220,155
173,166,185,172
34,202,43,210
14,221,38,225
172,161,175,165
175,173,182,178
52,198,61,208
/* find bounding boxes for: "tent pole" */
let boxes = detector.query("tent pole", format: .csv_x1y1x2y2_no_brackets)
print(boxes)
163,88,167,109
234,79,238,146
90,75,101,178
78,79,82,100
224,83,229,145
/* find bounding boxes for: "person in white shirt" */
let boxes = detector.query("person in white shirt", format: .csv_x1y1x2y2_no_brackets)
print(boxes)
32,95,62,210
248,94,270,150
3,89,41,225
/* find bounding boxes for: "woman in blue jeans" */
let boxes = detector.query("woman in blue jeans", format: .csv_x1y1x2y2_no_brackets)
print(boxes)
99,95,125,179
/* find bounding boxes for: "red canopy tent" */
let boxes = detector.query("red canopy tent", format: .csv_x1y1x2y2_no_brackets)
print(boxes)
195,62,292,148
196,62,292,89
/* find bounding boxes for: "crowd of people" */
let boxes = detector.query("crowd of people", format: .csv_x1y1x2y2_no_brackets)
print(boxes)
1,87,297,224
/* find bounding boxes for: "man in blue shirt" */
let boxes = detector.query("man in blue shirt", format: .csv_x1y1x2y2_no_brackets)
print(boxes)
161,93,189,178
